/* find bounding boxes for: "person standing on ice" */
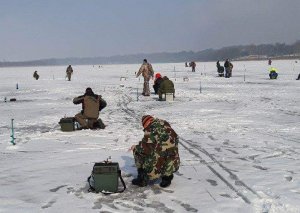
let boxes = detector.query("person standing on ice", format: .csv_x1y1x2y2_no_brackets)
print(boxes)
130,115,180,188
136,59,154,96
66,65,73,81
268,58,272,66
296,73,300,80
190,61,196,72
224,59,231,78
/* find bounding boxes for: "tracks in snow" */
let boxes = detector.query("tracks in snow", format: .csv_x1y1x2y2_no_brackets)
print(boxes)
179,137,261,204
116,88,262,204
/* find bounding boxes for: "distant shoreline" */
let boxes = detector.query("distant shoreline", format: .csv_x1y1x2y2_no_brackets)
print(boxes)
1,41,299,67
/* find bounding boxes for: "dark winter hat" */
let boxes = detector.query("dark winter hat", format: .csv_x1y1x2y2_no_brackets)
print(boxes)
85,87,94,96
142,115,154,128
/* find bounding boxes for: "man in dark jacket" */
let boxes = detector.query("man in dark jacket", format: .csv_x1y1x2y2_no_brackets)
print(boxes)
73,88,106,129
158,76,175,100
153,73,163,94
190,61,196,72
224,59,231,78
269,67,278,79
66,65,73,81
131,115,180,188
33,71,39,80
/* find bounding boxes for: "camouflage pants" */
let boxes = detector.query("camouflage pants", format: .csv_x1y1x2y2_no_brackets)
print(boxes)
143,79,150,96
133,149,180,180
67,73,72,81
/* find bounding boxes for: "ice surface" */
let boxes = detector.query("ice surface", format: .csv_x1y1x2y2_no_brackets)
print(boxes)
0,60,299,212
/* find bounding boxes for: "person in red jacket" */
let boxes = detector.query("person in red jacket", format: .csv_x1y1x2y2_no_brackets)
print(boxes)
153,73,163,95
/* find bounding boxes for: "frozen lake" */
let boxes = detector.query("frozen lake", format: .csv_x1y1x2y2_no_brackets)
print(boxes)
0,60,299,212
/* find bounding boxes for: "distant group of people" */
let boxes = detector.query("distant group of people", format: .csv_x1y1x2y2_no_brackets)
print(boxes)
32,65,74,81
137,59,175,100
185,61,196,72
216,59,233,78
27,55,300,192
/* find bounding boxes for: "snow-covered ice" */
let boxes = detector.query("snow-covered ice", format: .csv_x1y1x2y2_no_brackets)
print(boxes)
0,60,299,212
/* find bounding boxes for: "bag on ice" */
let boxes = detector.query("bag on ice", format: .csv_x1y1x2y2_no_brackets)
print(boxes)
59,117,76,132
87,161,126,194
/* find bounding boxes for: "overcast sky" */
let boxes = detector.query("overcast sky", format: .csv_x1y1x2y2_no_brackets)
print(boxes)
1,0,300,61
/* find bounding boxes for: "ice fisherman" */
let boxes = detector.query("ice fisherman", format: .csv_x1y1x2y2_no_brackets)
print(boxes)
216,60,224,77
269,67,278,79
33,71,39,80
158,76,175,101
153,73,163,95
130,115,180,188
136,59,154,96
224,59,233,78
73,87,106,129
190,61,196,72
268,58,272,66
66,65,73,81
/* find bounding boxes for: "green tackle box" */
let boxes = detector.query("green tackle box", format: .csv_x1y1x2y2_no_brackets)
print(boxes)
59,117,75,132
92,162,119,193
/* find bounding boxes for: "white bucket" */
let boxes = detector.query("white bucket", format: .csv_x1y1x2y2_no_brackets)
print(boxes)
165,93,174,102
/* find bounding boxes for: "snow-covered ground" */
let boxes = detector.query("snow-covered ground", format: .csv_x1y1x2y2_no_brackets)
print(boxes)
0,60,299,213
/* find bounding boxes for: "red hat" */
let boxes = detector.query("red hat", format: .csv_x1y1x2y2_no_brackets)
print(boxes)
142,115,154,128
155,73,161,79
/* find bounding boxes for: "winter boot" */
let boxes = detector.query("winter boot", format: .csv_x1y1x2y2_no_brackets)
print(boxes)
132,168,147,187
160,174,173,188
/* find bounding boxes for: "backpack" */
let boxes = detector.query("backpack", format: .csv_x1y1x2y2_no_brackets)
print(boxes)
83,96,100,118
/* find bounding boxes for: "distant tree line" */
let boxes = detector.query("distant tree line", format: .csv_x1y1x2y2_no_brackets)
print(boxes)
1,41,299,67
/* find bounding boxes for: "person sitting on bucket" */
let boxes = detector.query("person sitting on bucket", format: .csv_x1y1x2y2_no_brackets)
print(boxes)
158,76,175,101
73,87,106,129
153,73,163,95
269,67,278,79
130,115,180,188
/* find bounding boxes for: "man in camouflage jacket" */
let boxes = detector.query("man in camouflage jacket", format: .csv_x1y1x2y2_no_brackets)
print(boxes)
131,115,180,188
136,59,154,96
66,65,73,81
